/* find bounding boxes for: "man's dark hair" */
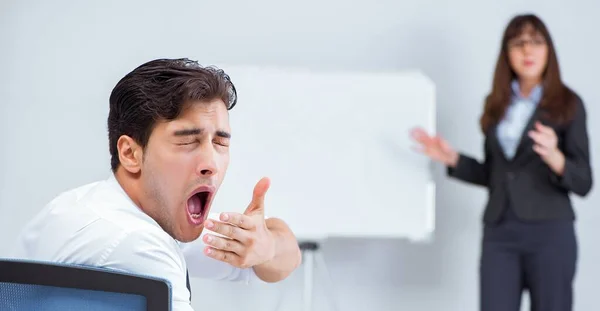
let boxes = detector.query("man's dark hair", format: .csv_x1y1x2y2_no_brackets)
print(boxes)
107,58,237,172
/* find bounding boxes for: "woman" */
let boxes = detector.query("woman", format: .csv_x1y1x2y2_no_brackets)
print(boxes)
411,14,592,311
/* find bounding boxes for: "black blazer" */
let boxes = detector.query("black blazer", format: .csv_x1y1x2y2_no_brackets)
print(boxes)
447,96,593,223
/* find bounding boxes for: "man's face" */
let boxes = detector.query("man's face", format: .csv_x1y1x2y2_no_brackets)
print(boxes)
139,99,231,242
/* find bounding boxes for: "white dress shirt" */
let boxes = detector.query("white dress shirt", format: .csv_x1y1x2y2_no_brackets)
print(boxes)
11,174,261,311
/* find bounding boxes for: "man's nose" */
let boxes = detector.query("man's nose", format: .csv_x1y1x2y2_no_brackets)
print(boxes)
196,147,218,177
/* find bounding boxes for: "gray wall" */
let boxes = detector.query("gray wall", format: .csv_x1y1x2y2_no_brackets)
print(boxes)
1,1,598,310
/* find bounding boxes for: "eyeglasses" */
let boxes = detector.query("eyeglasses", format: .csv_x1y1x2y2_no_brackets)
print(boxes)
508,38,546,49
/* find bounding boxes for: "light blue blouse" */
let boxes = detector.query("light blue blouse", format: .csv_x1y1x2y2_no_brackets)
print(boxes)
496,80,543,159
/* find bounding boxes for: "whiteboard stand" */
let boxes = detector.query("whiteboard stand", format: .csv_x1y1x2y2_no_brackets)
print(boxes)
274,241,340,311
303,241,339,311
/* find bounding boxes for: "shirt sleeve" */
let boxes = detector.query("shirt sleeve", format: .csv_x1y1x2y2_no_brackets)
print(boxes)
178,213,265,285
100,229,194,311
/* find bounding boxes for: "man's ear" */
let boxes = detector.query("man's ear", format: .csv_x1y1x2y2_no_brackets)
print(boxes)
117,135,143,174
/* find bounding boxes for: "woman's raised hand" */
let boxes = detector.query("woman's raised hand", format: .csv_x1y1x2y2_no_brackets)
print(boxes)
410,127,459,167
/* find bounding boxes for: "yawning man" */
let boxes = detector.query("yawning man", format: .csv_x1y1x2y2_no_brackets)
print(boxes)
11,58,302,311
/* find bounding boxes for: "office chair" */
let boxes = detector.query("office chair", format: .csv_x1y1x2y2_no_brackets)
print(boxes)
0,259,171,311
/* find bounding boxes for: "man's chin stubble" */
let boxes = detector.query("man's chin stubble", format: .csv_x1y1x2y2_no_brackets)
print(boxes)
173,229,203,243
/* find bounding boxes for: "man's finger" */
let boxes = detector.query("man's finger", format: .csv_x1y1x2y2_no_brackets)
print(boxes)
245,177,270,214
203,234,245,256
219,212,256,230
204,247,245,268
204,219,250,243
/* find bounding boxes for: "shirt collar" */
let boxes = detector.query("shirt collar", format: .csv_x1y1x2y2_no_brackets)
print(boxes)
511,79,543,104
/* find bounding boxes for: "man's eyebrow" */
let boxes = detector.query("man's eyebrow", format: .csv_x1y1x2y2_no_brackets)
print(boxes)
173,128,202,136
173,128,231,139
216,130,231,139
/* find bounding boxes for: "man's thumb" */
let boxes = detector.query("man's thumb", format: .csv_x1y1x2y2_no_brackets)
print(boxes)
245,177,270,214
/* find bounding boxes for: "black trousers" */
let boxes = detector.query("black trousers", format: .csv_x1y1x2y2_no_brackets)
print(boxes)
480,205,578,311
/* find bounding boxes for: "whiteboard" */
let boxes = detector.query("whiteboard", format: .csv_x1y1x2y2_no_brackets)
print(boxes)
211,66,436,242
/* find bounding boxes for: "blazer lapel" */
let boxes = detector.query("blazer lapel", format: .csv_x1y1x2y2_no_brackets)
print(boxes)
512,105,542,161
486,124,508,162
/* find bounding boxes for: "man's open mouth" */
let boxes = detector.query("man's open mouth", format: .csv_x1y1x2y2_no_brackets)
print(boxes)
187,188,213,225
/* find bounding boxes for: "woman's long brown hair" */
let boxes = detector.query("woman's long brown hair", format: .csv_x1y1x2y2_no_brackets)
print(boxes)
480,14,577,133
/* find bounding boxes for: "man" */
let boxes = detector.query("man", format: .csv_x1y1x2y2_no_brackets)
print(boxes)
11,58,302,310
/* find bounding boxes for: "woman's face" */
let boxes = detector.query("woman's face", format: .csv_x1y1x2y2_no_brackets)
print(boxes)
507,25,549,83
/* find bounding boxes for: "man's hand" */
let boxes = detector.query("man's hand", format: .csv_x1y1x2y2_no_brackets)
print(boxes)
202,177,276,269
